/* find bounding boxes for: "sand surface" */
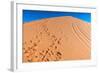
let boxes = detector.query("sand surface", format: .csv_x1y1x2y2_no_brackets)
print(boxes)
23,16,91,62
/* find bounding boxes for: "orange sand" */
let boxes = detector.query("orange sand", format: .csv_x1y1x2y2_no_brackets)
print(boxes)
23,16,91,62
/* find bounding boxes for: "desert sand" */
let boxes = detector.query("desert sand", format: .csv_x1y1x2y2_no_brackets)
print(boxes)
23,16,91,62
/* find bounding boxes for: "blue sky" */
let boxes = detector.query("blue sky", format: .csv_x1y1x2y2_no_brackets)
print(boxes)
23,10,91,23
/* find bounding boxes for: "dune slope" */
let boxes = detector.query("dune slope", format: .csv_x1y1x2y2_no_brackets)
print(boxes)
23,16,91,62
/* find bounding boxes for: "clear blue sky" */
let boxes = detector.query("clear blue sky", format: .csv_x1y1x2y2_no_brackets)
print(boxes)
23,10,91,23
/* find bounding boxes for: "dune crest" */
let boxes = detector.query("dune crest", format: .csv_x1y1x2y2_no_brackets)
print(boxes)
23,16,91,62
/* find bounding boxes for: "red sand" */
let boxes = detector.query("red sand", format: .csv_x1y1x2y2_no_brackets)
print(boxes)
23,16,91,62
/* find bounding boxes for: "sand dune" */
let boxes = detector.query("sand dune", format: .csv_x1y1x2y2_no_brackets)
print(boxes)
23,16,91,62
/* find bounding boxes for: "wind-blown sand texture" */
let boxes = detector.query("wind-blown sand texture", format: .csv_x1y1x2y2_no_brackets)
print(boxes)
23,16,91,62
